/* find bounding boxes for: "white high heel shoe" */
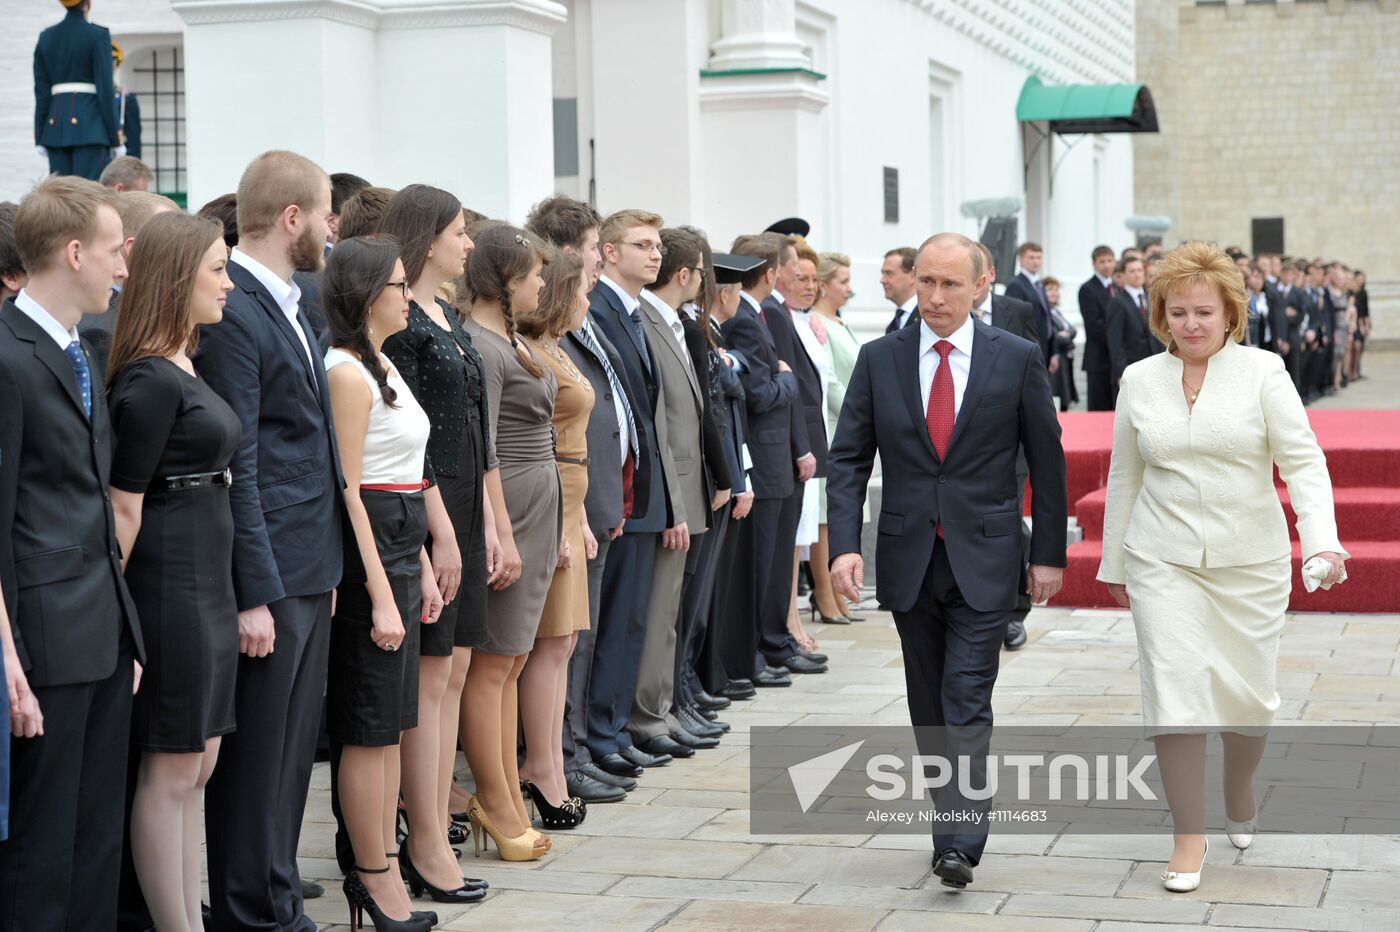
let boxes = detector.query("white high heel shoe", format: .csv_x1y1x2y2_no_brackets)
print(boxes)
1226,813,1256,850
1161,837,1208,893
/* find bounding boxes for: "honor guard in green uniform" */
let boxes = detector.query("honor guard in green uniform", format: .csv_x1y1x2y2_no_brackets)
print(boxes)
34,0,119,180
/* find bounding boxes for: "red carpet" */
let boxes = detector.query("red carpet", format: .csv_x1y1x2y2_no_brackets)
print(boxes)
1054,409,1400,613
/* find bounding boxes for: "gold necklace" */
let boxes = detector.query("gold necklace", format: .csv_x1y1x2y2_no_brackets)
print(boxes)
1182,376,1202,404
539,337,584,383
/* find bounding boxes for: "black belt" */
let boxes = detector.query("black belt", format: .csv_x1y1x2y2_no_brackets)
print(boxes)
556,455,590,467
162,468,232,491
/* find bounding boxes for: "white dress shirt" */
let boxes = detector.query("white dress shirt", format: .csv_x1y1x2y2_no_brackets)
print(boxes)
229,247,316,372
974,292,993,324
739,291,764,317
1096,273,1114,291
895,294,918,329
1125,285,1147,312
14,289,78,349
641,289,687,350
599,273,641,316
918,314,975,420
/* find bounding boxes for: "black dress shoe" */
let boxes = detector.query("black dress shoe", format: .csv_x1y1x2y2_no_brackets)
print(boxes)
678,706,724,738
721,680,757,699
579,761,637,790
637,733,695,758
670,728,719,749
799,649,829,664
300,878,324,900
566,768,627,802
932,849,975,889
780,654,828,675
594,752,644,778
695,689,731,711
752,668,792,687
619,744,672,768
1004,619,1027,650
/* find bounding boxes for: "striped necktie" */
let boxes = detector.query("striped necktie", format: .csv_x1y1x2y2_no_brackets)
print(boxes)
579,320,639,466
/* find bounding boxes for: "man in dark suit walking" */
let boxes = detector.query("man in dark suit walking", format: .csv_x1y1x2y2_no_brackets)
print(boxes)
1002,241,1055,371
881,247,919,333
34,1,120,180
194,151,343,932
829,232,1066,890
0,175,144,930
1078,245,1117,410
1105,255,1162,388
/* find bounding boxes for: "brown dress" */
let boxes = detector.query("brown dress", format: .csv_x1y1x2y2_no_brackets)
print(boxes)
529,335,595,637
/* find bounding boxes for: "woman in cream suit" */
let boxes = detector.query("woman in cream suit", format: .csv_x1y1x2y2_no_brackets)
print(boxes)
1097,242,1348,893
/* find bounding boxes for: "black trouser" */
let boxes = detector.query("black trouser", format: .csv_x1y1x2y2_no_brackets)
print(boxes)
585,532,656,758
891,539,1008,866
756,486,804,671
677,504,730,707
717,498,766,683
0,643,133,931
563,533,610,771
205,592,331,932
47,144,112,181
1085,366,1113,412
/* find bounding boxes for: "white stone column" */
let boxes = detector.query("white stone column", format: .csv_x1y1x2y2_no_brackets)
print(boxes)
695,0,829,244
172,0,564,219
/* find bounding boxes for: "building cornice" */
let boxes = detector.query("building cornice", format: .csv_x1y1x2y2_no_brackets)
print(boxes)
171,0,565,35
698,71,830,114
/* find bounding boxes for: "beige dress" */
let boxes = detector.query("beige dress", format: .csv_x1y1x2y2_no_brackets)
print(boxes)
529,336,595,637
1097,339,1346,734
462,320,562,656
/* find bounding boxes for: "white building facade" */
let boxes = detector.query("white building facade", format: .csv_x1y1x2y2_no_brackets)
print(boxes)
3,0,1138,332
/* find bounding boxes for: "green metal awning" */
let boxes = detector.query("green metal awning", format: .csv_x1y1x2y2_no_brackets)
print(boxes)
1016,75,1158,134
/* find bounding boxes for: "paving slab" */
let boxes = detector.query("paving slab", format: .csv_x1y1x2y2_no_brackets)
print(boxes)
658,899,888,931
1116,860,1328,907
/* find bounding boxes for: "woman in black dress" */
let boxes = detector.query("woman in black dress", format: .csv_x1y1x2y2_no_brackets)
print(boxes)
381,185,491,896
108,211,240,932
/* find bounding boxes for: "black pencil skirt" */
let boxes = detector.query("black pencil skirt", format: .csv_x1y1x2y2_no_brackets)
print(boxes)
328,491,428,747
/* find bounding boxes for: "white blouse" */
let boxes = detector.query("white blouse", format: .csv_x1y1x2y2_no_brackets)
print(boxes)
1097,339,1346,584
325,348,431,487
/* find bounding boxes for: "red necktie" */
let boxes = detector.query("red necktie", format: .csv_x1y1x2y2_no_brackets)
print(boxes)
1137,292,1148,323
926,340,955,536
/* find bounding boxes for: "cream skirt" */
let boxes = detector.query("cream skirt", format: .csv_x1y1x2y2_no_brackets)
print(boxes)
1125,543,1291,736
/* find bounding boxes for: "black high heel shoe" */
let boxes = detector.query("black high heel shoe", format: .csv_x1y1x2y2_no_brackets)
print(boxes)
520,779,586,829
808,596,850,625
400,834,488,902
343,866,433,932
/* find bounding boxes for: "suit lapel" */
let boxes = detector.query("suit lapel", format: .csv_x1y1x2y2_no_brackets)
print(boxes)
3,305,89,423
641,301,702,406
230,264,317,391
945,323,1001,460
893,324,938,461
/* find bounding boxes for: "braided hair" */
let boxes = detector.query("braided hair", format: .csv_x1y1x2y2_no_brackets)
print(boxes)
324,235,401,407
467,223,547,379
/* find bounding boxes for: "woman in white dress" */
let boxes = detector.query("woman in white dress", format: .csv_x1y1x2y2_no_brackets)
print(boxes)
1097,241,1348,893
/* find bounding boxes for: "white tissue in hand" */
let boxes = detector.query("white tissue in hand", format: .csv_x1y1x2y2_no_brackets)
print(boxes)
1301,556,1346,593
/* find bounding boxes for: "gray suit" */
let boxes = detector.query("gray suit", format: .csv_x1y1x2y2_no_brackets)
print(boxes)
629,295,710,741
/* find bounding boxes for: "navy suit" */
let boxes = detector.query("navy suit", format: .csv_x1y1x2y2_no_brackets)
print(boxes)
34,7,118,179
0,300,143,930
761,294,826,475
1003,272,1053,365
194,259,343,932
1077,276,1115,410
115,89,141,159
1105,289,1163,384
827,318,1066,864
585,281,670,757
720,297,802,675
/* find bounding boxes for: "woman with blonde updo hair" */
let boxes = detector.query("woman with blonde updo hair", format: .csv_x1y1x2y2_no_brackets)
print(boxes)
1097,241,1348,893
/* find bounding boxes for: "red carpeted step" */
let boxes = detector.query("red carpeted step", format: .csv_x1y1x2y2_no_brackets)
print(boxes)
1057,539,1400,613
1073,487,1400,543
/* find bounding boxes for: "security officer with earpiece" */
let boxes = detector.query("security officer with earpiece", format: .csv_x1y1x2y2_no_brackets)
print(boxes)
34,0,119,180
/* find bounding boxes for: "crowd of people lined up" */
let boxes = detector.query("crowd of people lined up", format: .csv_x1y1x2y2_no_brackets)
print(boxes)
986,239,1374,412
0,148,955,932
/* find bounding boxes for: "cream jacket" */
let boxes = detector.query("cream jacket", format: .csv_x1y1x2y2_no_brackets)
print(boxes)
1097,339,1345,584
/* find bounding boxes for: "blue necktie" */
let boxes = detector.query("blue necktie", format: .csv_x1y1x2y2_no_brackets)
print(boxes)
64,339,92,419
625,305,652,375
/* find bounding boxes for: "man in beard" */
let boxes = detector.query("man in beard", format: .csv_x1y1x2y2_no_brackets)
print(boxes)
194,150,344,932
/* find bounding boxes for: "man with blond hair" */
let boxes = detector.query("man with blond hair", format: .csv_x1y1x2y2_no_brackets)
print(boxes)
195,150,342,932
0,174,144,930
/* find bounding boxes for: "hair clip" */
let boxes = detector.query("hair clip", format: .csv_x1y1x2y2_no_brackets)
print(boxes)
514,233,530,247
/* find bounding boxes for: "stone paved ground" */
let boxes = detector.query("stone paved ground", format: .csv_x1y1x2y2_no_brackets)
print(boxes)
283,602,1400,931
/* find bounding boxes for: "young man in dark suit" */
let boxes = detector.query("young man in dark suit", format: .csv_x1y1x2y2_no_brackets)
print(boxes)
1002,241,1055,371
720,236,801,689
527,195,646,801
33,0,120,180
882,246,919,333
1105,255,1161,388
1078,245,1117,410
829,232,1066,890
0,175,144,930
194,150,343,932
755,234,826,676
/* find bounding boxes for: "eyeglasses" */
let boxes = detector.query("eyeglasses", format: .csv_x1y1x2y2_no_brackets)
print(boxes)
624,241,667,257
691,266,708,281
384,280,410,299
